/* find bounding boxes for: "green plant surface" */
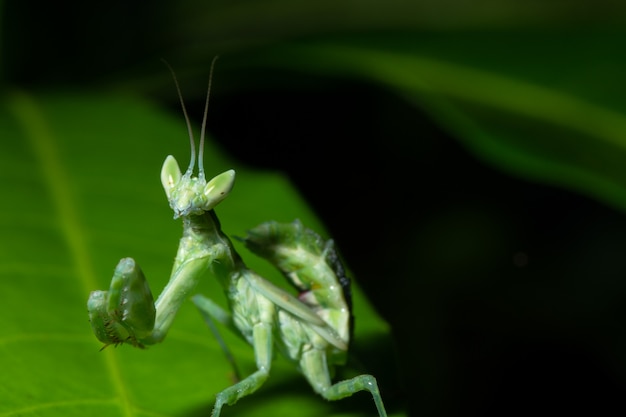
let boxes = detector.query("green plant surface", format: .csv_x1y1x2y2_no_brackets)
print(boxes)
0,91,398,417
5,1,626,415
236,33,626,214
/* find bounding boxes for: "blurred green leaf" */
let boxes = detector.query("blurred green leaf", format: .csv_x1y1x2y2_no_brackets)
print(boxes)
240,35,626,213
5,0,626,414
0,91,397,416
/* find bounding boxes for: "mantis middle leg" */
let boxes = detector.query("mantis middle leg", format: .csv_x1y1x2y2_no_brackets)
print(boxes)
211,321,273,417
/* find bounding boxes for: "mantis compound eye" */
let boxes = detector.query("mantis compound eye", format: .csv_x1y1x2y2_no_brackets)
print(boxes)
87,258,156,349
161,155,183,200
203,169,235,209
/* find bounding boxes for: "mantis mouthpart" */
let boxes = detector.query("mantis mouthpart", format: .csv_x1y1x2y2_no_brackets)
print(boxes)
87,57,389,417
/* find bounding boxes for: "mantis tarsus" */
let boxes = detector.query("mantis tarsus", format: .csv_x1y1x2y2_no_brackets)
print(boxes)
87,58,388,417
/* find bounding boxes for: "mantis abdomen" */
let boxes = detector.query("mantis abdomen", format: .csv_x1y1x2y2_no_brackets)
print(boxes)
243,220,353,346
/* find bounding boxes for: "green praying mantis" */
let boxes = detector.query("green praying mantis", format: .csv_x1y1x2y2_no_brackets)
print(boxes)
86,58,388,417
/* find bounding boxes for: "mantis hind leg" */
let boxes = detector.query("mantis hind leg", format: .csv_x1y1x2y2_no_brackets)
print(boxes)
300,349,388,417
211,322,273,417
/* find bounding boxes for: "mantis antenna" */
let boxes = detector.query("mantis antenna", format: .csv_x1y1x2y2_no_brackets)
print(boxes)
198,56,220,180
161,56,219,181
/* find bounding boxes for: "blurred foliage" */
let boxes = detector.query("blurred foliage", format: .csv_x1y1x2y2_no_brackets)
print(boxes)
0,91,395,417
3,1,626,416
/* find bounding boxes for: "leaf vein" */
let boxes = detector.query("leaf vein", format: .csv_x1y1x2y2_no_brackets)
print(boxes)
7,91,135,417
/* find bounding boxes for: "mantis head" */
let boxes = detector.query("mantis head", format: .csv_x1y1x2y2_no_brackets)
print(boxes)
161,157,235,218
160,56,235,219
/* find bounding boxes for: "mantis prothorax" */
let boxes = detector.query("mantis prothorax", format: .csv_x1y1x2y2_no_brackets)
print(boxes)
87,58,388,417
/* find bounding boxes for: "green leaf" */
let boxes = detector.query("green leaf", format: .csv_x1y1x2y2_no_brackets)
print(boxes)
239,33,626,214
0,91,398,416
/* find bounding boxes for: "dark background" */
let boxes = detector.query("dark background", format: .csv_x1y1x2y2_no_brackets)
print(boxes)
208,77,626,416
4,1,626,416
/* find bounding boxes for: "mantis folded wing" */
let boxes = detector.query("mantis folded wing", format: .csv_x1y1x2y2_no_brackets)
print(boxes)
87,59,389,417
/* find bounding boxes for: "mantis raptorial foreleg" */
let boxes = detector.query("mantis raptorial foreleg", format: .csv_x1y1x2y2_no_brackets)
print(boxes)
86,58,389,417
87,258,155,349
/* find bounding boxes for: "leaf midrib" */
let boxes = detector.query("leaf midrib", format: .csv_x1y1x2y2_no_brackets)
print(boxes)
7,91,135,417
